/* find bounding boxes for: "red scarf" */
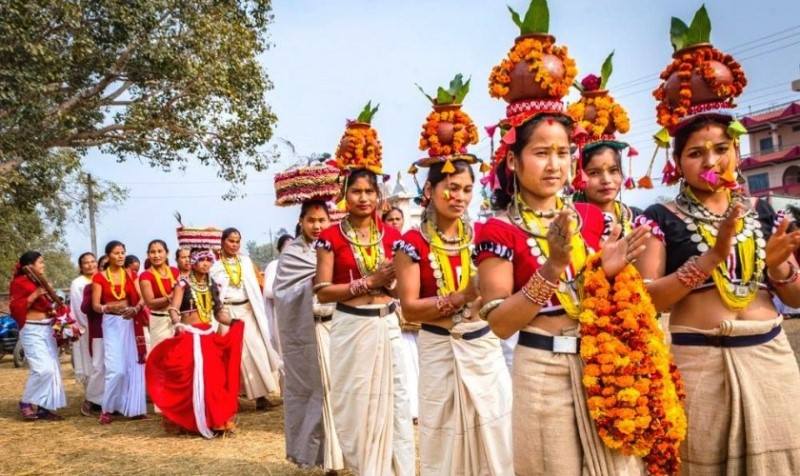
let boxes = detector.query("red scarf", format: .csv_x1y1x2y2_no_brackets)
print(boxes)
8,275,66,329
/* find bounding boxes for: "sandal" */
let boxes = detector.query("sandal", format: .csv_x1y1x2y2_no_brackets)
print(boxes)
19,402,38,421
36,408,64,421
99,412,113,425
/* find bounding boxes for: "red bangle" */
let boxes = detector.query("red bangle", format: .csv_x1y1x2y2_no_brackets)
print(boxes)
436,295,460,317
676,256,710,289
521,270,558,306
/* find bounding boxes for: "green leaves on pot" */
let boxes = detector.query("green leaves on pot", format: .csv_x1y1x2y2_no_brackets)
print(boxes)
508,0,549,35
600,51,614,90
416,74,471,105
670,4,712,51
356,101,380,123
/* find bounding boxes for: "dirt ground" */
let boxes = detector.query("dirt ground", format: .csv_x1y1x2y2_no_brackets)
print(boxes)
3,319,800,475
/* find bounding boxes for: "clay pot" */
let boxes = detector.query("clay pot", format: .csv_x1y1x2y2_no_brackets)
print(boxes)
337,121,371,154
664,44,733,106
433,104,461,145
503,34,565,103
581,90,617,135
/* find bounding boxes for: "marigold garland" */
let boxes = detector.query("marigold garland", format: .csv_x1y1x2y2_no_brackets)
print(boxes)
335,123,384,173
653,46,746,128
418,108,479,157
568,94,631,140
580,255,687,475
488,36,578,99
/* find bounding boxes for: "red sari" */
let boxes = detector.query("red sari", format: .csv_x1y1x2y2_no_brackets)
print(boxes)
145,320,244,436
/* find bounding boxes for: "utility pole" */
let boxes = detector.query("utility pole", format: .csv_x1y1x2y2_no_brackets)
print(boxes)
87,174,97,256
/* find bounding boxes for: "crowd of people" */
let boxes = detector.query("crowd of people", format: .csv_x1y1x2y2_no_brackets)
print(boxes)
8,2,800,475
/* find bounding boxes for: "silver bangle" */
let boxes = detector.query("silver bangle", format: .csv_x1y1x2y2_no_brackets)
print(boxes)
312,282,332,293
479,298,505,321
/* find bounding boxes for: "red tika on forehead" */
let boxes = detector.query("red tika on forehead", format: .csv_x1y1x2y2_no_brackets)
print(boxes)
547,118,554,125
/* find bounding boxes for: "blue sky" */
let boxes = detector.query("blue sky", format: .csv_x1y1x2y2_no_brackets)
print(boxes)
65,0,800,260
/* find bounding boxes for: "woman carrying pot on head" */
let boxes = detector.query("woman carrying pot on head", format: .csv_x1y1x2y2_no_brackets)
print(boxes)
636,9,800,472
314,102,415,475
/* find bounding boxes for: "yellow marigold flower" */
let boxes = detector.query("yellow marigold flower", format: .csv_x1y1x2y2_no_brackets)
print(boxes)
617,388,641,405
615,419,637,435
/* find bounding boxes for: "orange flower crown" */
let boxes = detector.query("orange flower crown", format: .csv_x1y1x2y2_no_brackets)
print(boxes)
567,52,638,191
652,6,747,132
581,255,687,475
334,101,384,175
485,0,577,192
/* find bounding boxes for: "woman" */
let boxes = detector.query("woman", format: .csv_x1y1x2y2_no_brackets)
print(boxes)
70,253,97,384
92,240,147,424
384,206,421,424
146,247,244,437
274,200,344,472
9,251,68,421
476,112,650,474
139,239,180,352
395,157,513,474
315,167,415,475
382,207,405,231
176,248,191,278
124,255,141,279
263,233,293,357
575,144,638,235
210,227,282,410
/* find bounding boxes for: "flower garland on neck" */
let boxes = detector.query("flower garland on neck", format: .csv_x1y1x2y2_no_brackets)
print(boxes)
680,186,764,310
150,265,175,297
189,273,213,324
425,217,474,322
341,217,385,277
221,255,242,287
106,267,127,300
581,255,686,474
510,194,588,318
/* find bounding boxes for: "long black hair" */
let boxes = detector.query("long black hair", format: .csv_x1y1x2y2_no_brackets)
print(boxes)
492,113,574,210
15,251,42,276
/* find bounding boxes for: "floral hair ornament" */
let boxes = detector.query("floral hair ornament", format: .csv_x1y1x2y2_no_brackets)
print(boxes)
568,52,632,192
409,74,489,203
486,0,577,193
190,250,216,265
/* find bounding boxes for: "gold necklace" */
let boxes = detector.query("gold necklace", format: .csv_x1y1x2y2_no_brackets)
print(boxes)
221,255,242,287
189,274,213,323
150,265,175,297
106,268,126,300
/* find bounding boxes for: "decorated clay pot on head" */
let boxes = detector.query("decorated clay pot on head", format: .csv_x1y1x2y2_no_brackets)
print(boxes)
664,44,733,105
503,34,565,102
433,104,461,145
337,121,371,155
580,89,617,135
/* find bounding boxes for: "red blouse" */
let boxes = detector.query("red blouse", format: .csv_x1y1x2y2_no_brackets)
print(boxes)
93,270,140,305
316,220,401,285
473,202,605,313
395,229,470,299
8,274,60,328
139,267,180,298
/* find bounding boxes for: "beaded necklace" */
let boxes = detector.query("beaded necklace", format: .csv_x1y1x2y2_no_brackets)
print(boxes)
105,268,127,300
221,255,242,287
189,274,213,324
340,217,385,276
150,265,175,297
510,194,589,318
424,218,474,323
680,186,765,310
614,201,633,236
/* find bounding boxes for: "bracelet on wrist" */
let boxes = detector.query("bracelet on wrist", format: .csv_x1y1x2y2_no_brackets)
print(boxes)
768,262,799,288
436,295,460,317
312,282,333,293
521,270,558,306
676,256,710,289
349,277,370,297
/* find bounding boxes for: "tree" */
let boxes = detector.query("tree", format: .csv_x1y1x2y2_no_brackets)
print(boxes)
0,0,278,189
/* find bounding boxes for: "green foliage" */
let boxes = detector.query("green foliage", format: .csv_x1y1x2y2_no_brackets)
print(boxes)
245,227,290,269
0,0,278,189
416,74,471,105
599,51,614,90
670,4,712,51
508,0,549,35
356,101,379,124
